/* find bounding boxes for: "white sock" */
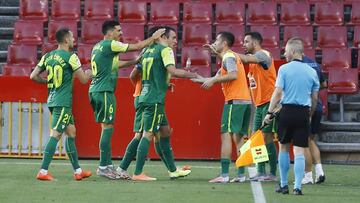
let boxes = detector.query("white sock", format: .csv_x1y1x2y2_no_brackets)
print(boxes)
75,168,82,174
315,164,324,176
305,171,313,179
40,169,48,175
116,167,125,172
99,166,107,170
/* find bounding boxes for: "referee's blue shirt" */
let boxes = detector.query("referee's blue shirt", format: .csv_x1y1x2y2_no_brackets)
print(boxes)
276,60,320,107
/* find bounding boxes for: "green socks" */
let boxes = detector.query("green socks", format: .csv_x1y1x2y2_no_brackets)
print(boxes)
65,137,80,170
134,137,151,175
154,140,170,170
41,136,59,170
237,166,245,177
267,142,277,176
99,128,113,167
159,137,177,172
221,158,230,175
120,138,140,170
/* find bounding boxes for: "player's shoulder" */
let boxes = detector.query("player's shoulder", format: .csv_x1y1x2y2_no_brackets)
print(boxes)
223,51,236,60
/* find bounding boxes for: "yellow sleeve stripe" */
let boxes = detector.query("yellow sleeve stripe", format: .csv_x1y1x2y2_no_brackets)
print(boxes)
69,54,81,71
223,52,236,61
111,40,129,53
161,47,176,68
37,54,47,69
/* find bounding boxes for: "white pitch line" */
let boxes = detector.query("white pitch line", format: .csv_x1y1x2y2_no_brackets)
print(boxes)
248,167,267,203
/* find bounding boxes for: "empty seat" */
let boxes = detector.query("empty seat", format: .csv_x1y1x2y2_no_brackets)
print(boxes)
51,0,80,21
182,24,211,46
317,26,347,48
3,44,38,76
280,2,310,25
81,20,106,44
149,2,179,25
314,2,344,25
118,1,147,24
328,68,358,94
319,89,328,116
250,26,279,48
215,25,245,47
84,0,114,20
48,20,78,45
118,51,140,77
13,20,44,45
215,1,245,25
181,46,211,77
283,26,313,48
77,44,93,69
183,2,212,24
303,48,316,60
19,0,49,21
321,48,351,73
120,24,144,43
354,26,360,48
41,42,57,55
264,47,281,61
247,1,277,25
349,3,360,25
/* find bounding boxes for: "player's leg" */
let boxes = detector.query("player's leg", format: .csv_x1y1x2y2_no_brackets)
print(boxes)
303,139,314,184
64,122,92,181
309,110,325,184
153,133,169,170
36,107,63,181
230,134,246,183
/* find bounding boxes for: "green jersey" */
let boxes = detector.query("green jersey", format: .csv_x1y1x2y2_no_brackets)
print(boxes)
89,40,129,93
139,43,175,104
37,49,81,108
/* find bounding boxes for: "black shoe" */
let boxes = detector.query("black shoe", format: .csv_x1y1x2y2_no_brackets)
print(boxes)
275,184,289,194
316,175,326,184
293,188,303,195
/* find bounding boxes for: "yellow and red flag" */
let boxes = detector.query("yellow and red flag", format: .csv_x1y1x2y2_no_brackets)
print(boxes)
235,130,269,167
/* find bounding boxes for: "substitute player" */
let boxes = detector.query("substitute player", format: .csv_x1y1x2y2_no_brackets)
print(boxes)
195,32,251,183
89,20,165,180
31,28,92,181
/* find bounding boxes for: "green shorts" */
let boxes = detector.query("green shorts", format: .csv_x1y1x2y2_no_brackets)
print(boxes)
141,103,169,133
221,104,251,135
89,91,116,124
253,102,276,133
133,97,143,132
49,107,74,133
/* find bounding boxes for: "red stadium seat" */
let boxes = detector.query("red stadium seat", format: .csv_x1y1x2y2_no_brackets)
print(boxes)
120,24,144,44
81,20,106,44
328,68,359,94
264,47,281,61
3,44,38,76
41,42,57,55
283,26,313,48
118,1,147,24
317,26,347,49
181,46,211,77
319,89,328,116
250,26,279,48
149,2,179,25
354,26,360,48
48,20,78,45
19,0,49,22
77,44,93,70
349,3,360,25
247,1,277,25
182,24,212,47
84,0,114,20
13,20,44,45
303,48,316,60
280,2,310,25
314,2,344,25
321,48,351,73
118,51,140,77
215,25,245,47
183,2,212,24
215,1,245,25
51,0,80,21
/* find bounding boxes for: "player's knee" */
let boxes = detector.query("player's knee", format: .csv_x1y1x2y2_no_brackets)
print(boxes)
102,123,114,129
134,132,142,140
51,130,62,140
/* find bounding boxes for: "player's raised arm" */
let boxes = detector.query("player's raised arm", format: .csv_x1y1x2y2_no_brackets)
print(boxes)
127,28,165,51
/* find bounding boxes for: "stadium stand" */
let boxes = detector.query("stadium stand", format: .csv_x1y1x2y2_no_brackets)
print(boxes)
321,48,351,73
317,26,347,48
247,1,277,25
81,19,106,44
181,46,211,77
250,25,279,48
215,1,245,25
283,26,313,48
118,1,147,25
182,24,212,46
13,20,44,45
215,24,245,47
77,43,93,70
47,20,78,45
280,1,311,25
19,0,48,22
51,0,81,21
84,0,114,20
314,1,344,25
149,1,179,25
2,44,37,76
183,1,212,24
119,24,144,43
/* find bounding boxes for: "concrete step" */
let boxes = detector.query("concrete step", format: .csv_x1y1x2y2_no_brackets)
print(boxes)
0,0,20,7
321,121,360,131
320,131,360,143
0,50,7,60
343,93,360,102
0,7,18,15
329,101,360,111
0,16,18,27
317,142,360,152
0,40,11,51
328,109,360,122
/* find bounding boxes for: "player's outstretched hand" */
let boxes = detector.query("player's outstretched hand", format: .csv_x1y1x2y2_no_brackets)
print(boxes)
151,28,166,40
85,69,92,79
203,44,219,55
201,77,215,90
191,74,206,83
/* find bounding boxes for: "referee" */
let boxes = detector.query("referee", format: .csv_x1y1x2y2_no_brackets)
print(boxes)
263,37,320,195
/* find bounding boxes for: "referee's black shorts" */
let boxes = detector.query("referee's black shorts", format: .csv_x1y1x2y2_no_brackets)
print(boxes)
277,104,310,147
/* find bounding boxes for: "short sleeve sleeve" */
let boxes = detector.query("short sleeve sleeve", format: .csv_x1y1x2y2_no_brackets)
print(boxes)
161,47,176,68
69,53,81,71
275,66,285,89
222,52,237,73
36,54,47,71
111,40,129,53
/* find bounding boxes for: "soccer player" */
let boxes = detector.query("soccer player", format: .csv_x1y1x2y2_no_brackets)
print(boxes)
264,37,319,195
89,20,165,180
194,32,252,183
31,28,92,181
131,26,198,181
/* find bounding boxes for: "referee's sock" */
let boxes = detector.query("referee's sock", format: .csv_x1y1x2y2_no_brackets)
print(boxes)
278,152,290,187
294,154,305,190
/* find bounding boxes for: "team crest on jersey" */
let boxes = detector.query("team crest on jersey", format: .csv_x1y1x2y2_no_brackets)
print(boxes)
62,125,65,129
109,115,113,121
